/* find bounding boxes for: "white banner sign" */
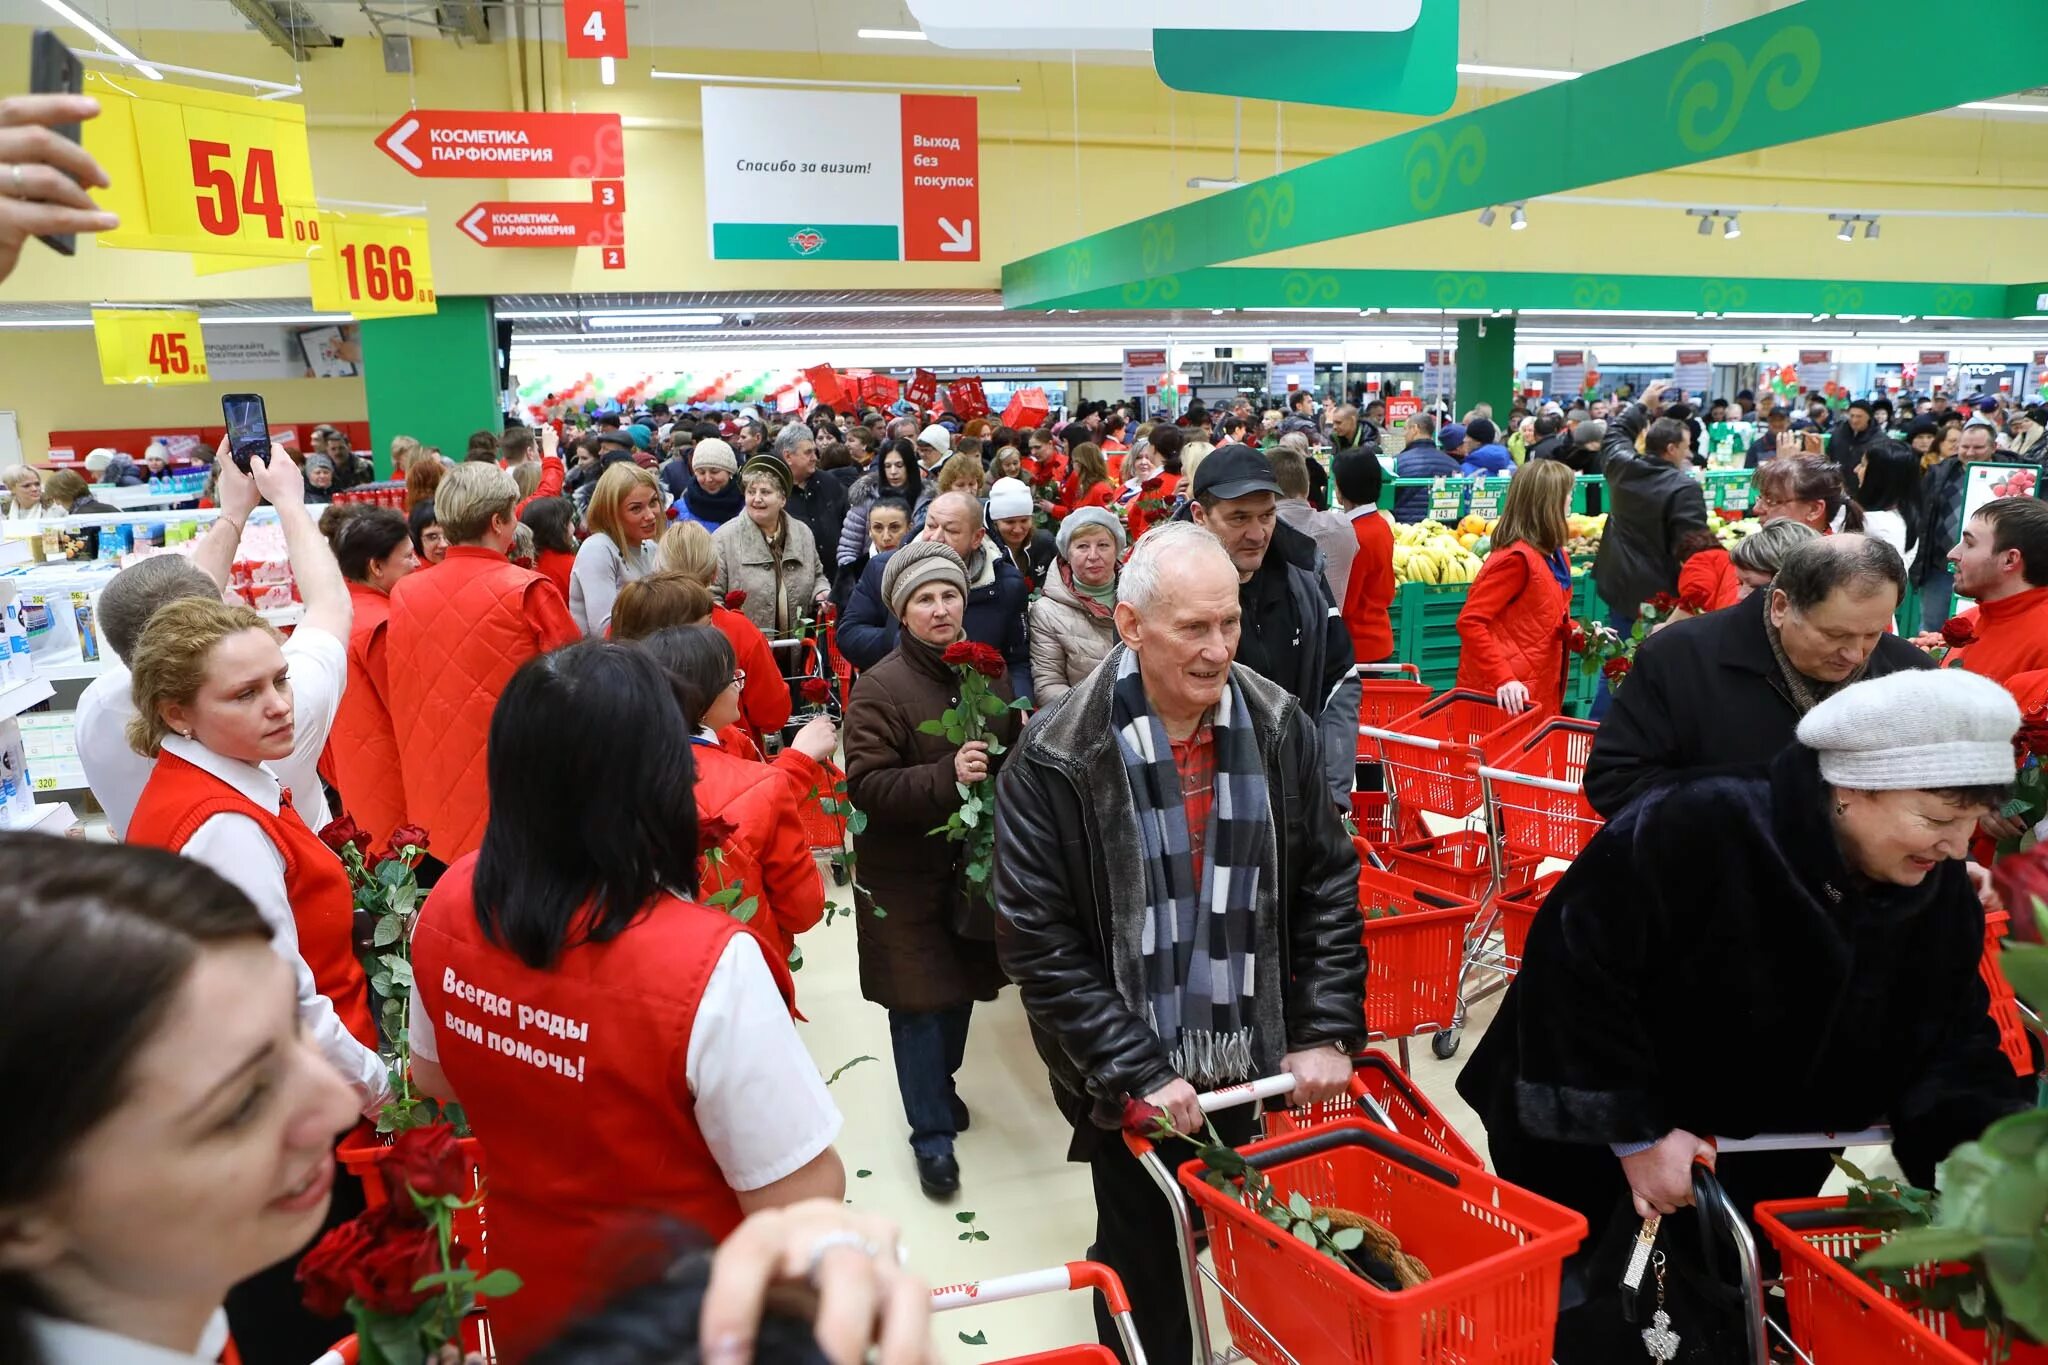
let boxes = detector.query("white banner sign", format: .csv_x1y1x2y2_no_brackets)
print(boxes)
1270,346,1314,393
1121,347,1169,398
1550,350,1590,398
906,0,1419,51
1797,349,1834,393
1918,350,1950,385
206,324,362,381
1422,348,1456,402
1674,349,1712,396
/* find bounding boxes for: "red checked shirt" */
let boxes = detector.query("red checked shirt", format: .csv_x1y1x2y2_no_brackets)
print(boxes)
1168,723,1216,882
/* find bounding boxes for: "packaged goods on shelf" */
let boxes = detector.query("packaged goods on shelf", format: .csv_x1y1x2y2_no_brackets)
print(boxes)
19,712,81,795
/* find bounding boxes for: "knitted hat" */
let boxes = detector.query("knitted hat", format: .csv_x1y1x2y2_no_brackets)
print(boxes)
1466,417,1498,445
1796,670,2021,791
741,455,793,498
986,477,1033,520
1056,505,1127,558
305,453,335,475
916,424,953,455
692,438,739,473
880,539,968,619
1440,423,1469,449
626,423,652,452
84,448,114,474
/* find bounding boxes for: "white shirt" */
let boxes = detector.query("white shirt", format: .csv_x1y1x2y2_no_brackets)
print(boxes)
162,733,389,1108
77,623,346,840
1862,507,1911,563
29,1310,229,1365
410,931,840,1191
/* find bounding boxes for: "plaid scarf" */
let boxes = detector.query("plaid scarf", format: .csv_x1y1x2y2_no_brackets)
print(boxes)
1764,611,1870,716
1111,649,1269,1087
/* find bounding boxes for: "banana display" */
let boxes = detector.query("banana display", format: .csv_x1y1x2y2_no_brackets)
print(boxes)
1391,513,1609,585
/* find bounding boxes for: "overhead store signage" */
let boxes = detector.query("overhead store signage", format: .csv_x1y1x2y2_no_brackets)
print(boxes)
458,197,623,248
93,309,208,386
1422,349,1456,401
699,86,978,261
1797,350,1834,392
84,73,317,260
375,110,624,179
1385,394,1423,427
905,0,1416,51
1550,350,1590,397
1270,347,1314,392
1674,349,1712,395
565,0,627,59
602,246,626,270
307,212,437,317
1918,350,1950,384
1155,0,1454,115
1121,348,1168,396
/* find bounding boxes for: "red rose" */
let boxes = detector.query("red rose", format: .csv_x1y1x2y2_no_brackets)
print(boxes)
952,641,1007,680
801,677,832,704
297,1210,379,1317
1120,1096,1169,1135
1602,656,1632,682
318,814,371,856
351,1214,447,1316
1942,615,1979,649
2016,707,2048,762
1645,592,1680,616
698,814,739,850
1993,844,2048,938
384,824,431,859
1679,591,1709,616
941,641,975,668
723,590,748,610
379,1122,469,1205
1564,620,1588,655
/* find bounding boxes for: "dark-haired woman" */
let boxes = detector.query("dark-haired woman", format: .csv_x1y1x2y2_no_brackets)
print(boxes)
1853,439,1925,566
0,835,360,1365
324,505,417,852
637,625,825,975
408,498,448,566
408,642,843,1360
836,438,924,569
521,495,580,605
1755,454,1865,536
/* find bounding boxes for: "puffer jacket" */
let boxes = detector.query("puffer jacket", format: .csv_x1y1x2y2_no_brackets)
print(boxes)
991,525,1058,592
1592,403,1709,621
1454,540,1570,714
691,740,825,978
992,651,1366,1152
836,469,928,567
329,580,407,851
1392,442,1461,523
1027,564,1117,704
710,512,827,639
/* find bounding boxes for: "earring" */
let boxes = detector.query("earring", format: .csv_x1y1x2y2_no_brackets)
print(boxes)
1834,801,1847,815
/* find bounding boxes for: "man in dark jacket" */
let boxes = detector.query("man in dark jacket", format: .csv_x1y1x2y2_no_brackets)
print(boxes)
1391,413,1460,523
1188,444,1361,805
1524,412,1569,465
777,423,848,560
838,490,1029,683
1592,382,1708,642
1829,399,1885,493
994,521,1365,1365
1584,534,1933,816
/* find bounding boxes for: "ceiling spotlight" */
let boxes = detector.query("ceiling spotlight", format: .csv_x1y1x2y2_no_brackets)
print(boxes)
1508,202,1527,231
1835,215,1856,242
1723,213,1741,240
1696,212,1715,236
1477,205,1497,228
1864,217,1881,240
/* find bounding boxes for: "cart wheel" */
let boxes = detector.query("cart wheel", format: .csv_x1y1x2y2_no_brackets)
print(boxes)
1431,1029,1462,1060
830,862,850,887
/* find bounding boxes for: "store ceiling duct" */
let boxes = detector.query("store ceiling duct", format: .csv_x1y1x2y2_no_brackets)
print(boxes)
439,0,491,43
223,0,335,58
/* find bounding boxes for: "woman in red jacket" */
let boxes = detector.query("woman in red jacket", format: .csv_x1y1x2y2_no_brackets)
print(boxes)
1056,440,1117,520
520,494,579,605
320,506,418,854
639,624,826,976
1117,443,1180,544
1456,459,1576,716
658,521,792,745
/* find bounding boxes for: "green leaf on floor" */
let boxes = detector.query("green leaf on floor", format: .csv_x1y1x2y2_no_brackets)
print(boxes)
957,1329,987,1345
825,1055,877,1085
855,1169,871,1178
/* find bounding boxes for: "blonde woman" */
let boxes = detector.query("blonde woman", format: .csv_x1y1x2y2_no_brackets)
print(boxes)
913,451,986,529
389,433,424,478
711,457,829,645
569,461,664,636
1454,459,1576,715
3,464,43,521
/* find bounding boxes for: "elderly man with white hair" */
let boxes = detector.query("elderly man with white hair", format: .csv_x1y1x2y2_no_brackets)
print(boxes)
995,521,1366,1365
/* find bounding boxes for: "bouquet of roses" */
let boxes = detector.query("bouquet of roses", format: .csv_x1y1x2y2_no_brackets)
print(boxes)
298,1124,518,1365
1997,703,2048,858
918,641,1025,908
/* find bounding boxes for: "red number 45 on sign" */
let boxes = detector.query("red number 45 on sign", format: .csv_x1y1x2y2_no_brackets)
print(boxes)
565,0,627,58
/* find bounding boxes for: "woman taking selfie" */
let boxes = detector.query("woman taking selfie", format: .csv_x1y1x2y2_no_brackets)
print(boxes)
570,463,664,636
0,836,361,1365
408,643,844,1359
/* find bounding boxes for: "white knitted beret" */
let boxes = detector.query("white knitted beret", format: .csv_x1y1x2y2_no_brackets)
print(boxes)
1796,669,2020,791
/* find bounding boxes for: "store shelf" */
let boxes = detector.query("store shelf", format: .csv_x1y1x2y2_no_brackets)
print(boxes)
36,654,103,682
29,771,88,795
0,675,54,720
8,801,76,835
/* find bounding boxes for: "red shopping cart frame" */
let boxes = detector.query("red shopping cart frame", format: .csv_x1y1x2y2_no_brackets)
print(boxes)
1262,1051,1485,1169
930,1260,1141,1364
1381,830,1541,907
1494,870,1565,968
1982,910,2037,1077
1357,865,1481,1041
1482,717,1603,864
1353,664,1431,761
1361,690,1547,818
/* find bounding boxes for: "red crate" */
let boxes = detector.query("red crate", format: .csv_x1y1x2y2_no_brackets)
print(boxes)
1180,1119,1584,1364
1758,1199,2048,1365
1263,1051,1484,1170
1353,665,1432,761
1381,830,1540,906
1365,690,1547,817
1486,718,1603,862
1357,866,1479,1040
1495,870,1565,966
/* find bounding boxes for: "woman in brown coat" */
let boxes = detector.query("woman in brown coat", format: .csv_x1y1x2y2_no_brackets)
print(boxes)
842,539,1020,1201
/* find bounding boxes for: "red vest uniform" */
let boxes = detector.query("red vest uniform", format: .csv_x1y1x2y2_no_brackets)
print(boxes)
691,740,825,972
128,751,376,1049
1343,509,1396,664
386,547,580,862
1678,547,1742,614
330,581,407,851
1945,585,2048,684
711,604,791,743
1455,540,1570,716
411,856,788,1359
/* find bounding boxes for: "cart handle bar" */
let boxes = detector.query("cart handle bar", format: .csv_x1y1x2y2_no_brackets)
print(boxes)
1194,1072,1301,1113
1358,724,1462,752
929,1260,1132,1316
1477,765,1585,796
1713,1128,1890,1154
1353,663,1423,682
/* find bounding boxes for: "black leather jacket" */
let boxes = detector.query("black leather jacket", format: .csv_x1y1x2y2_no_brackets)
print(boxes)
993,649,1366,1152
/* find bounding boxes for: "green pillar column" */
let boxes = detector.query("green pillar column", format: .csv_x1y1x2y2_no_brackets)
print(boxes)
1454,315,1515,420
359,296,501,478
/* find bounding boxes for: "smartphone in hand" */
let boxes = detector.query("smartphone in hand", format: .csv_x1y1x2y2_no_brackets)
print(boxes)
222,393,272,474
28,30,84,257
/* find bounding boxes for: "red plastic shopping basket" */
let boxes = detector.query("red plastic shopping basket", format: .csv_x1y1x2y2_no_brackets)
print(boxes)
1494,869,1564,966
1349,791,1427,855
1757,1198,2048,1364
1353,664,1432,761
1982,910,2036,1077
1483,717,1604,863
1362,690,1547,817
1357,865,1480,1041
1381,830,1541,906
1180,1118,1584,1364
795,757,851,851
1262,1051,1484,1170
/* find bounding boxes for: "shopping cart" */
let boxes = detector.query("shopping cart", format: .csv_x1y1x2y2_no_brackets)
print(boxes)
1359,689,1546,821
1260,1050,1485,1170
931,1261,1146,1363
1479,716,1603,866
1982,910,2039,1077
1352,663,1432,763
1355,863,1483,1071
1126,1072,1585,1365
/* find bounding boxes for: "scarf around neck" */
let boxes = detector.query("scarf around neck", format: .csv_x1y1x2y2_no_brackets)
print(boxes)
1111,649,1270,1087
1764,611,1871,715
1063,560,1117,614
683,478,742,525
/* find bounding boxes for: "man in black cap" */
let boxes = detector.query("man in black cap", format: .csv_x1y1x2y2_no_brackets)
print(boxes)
1830,398,1884,492
1188,444,1359,806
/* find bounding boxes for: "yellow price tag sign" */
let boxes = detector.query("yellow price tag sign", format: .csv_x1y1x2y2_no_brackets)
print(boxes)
307,212,438,317
84,71,319,260
93,309,210,386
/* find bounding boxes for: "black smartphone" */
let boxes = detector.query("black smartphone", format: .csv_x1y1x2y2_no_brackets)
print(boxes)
222,394,271,473
28,30,84,258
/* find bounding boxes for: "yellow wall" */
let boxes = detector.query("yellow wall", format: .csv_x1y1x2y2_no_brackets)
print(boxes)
0,329,365,462
0,22,2045,304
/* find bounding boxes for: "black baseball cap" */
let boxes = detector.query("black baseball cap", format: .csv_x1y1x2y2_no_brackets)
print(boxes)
1191,443,1281,501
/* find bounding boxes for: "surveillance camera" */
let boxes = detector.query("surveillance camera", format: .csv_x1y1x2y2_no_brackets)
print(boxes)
737,313,756,328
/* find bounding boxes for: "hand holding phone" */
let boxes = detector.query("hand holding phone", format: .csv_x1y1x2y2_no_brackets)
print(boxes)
0,71,115,282
222,393,272,474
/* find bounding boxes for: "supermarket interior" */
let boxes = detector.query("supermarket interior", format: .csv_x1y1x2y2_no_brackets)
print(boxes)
3,1,2048,1363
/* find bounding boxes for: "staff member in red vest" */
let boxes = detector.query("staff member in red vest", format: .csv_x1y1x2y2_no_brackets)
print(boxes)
1455,459,1575,716
322,505,417,854
408,643,844,1360
387,461,581,865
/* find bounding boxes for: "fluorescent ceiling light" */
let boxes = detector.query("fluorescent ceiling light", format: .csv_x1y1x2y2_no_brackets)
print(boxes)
0,319,93,329
1456,62,1580,82
42,0,161,79
199,313,354,325
1187,177,1244,189
586,312,724,328
600,56,615,85
856,28,929,40
1959,100,2048,113
651,69,1020,94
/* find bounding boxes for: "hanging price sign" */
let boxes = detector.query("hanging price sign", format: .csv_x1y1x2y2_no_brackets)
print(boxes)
93,309,209,386
565,0,628,59
307,212,438,317
84,72,319,260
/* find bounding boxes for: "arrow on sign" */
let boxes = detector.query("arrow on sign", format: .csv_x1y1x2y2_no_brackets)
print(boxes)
459,207,488,244
383,115,424,170
456,200,623,248
374,109,625,179
937,217,974,254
